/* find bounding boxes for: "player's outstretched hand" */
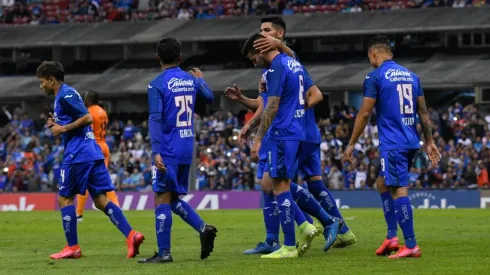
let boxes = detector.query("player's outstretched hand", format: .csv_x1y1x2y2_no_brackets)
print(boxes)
250,139,261,163
342,144,355,164
425,142,441,166
154,154,167,173
224,84,242,101
189,68,204,78
239,124,251,143
254,35,281,54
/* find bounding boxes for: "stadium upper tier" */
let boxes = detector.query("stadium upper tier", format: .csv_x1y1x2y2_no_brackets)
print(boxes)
1,0,487,25
1,54,489,99
0,7,490,47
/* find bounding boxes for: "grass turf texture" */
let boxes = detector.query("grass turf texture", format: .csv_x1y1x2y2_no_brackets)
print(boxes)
1,209,489,275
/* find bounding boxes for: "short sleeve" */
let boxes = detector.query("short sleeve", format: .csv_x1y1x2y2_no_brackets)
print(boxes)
61,91,88,119
147,84,162,114
266,62,286,97
303,69,315,91
417,78,424,97
363,74,379,99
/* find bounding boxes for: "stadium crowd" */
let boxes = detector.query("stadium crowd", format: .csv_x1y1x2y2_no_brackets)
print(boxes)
1,0,489,25
0,101,489,193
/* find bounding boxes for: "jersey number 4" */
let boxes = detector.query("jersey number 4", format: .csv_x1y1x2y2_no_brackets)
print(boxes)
175,95,193,127
397,84,414,114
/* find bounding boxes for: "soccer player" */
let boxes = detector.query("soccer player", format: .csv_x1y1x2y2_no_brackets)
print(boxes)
76,90,120,222
226,16,351,254
241,33,332,259
138,38,217,264
37,61,144,260
343,36,441,258
255,16,356,248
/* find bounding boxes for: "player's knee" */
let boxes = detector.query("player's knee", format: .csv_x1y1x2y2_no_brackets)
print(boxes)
306,175,322,182
154,192,172,205
92,194,110,210
390,186,408,199
57,196,74,208
271,179,290,196
376,177,389,193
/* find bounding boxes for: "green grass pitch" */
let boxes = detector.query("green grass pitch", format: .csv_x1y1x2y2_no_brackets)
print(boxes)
1,209,489,274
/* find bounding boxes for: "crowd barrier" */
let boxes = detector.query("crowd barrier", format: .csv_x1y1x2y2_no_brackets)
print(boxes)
1,190,489,211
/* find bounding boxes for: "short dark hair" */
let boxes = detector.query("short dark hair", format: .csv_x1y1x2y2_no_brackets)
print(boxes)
85,90,100,104
241,33,263,57
157,37,181,64
261,16,286,35
36,61,65,82
368,35,392,53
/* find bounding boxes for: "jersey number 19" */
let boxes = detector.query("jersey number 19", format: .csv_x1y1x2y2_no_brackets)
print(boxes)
397,84,414,115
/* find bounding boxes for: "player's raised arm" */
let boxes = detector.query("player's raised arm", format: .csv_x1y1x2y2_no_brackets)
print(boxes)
147,84,164,167
189,68,214,103
254,34,296,60
224,83,261,111
416,83,441,165
344,75,377,163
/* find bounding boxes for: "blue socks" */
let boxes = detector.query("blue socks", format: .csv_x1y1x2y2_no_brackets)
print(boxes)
155,204,172,256
307,180,349,233
394,196,417,249
291,182,333,227
293,202,307,225
104,201,133,238
171,199,206,233
381,191,398,239
262,192,280,246
276,191,296,247
60,205,78,246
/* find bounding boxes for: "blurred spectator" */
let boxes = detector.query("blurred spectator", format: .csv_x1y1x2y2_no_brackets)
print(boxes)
2,0,489,25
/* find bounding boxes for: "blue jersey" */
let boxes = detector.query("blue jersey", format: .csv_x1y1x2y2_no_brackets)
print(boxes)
53,84,104,164
302,70,321,144
363,60,422,151
148,67,214,164
265,53,307,141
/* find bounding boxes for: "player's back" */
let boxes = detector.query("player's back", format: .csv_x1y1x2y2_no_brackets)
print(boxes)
88,105,108,145
364,60,421,151
54,84,104,164
149,67,209,164
265,53,306,141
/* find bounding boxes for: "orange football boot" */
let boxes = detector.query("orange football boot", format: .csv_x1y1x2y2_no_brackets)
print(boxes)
50,244,82,259
376,237,400,256
126,230,145,258
388,245,421,259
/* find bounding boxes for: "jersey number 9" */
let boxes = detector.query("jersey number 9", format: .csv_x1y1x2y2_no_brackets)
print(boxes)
397,84,414,115
175,95,193,127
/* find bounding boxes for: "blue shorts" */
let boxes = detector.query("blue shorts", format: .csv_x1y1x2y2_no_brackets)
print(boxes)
257,159,266,180
152,164,191,195
265,140,301,179
379,149,418,187
59,159,114,198
256,137,270,180
296,142,322,179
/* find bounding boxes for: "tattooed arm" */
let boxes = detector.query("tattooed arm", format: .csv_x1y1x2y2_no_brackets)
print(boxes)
255,96,280,141
417,95,433,144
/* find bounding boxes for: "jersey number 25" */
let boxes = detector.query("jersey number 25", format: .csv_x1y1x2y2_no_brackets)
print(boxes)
175,95,193,127
397,84,414,115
